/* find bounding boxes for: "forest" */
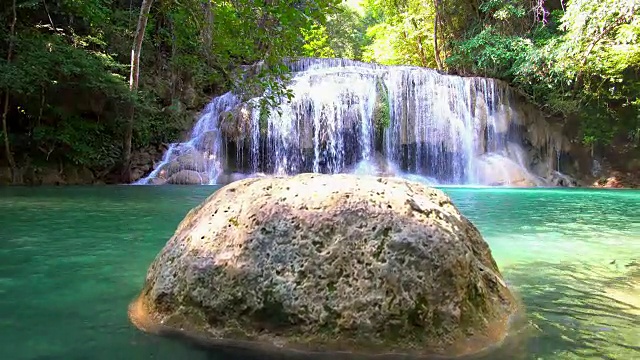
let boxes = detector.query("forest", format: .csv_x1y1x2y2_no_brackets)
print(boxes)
0,0,638,184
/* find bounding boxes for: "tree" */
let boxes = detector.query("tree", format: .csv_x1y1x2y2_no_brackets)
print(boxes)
0,0,341,183
1,0,18,183
122,0,154,181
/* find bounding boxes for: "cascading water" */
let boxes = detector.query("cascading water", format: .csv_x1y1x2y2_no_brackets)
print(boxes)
134,92,239,185
137,58,570,186
256,63,379,175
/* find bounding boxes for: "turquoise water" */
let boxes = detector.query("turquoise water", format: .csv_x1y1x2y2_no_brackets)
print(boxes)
0,186,638,360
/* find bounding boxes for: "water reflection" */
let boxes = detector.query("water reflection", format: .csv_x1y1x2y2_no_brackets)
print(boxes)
506,262,640,359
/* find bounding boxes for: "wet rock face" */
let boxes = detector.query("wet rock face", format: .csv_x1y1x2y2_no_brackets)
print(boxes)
547,171,578,187
130,174,519,357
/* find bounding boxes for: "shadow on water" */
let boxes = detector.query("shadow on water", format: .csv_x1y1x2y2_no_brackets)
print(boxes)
28,263,640,360
152,326,531,360
162,260,640,360
504,260,640,360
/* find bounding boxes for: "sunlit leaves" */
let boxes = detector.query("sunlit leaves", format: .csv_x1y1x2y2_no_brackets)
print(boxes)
302,24,336,57
362,23,404,64
60,0,111,26
440,0,640,145
359,0,437,66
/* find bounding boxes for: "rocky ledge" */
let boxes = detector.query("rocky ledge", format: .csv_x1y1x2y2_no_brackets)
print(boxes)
129,173,521,358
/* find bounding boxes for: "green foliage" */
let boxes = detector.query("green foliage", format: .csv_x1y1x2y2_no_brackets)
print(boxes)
301,4,367,59
446,28,533,78
443,0,640,146
0,27,138,170
325,6,368,59
353,0,639,146
0,0,338,175
374,79,390,129
362,22,409,65
522,0,640,145
360,0,437,67
302,24,336,58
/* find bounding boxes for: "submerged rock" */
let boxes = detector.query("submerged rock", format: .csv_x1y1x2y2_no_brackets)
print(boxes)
130,173,519,358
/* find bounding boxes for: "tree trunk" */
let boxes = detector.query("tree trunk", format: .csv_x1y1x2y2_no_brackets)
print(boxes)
2,0,18,183
203,0,214,64
408,19,428,67
122,0,154,182
432,0,444,70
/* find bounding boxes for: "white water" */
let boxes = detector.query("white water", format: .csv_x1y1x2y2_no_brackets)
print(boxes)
134,92,239,185
137,58,569,186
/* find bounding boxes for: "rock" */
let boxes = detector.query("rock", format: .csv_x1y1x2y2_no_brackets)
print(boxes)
130,167,148,183
40,168,65,185
547,171,578,187
475,154,539,186
149,177,168,185
176,151,206,171
155,148,209,181
130,174,519,358
183,84,198,108
600,176,624,188
215,172,252,185
474,91,488,130
161,161,183,178
0,167,11,184
219,103,253,142
193,131,219,153
130,148,156,182
63,166,95,184
167,170,208,185
159,151,208,180
628,158,640,172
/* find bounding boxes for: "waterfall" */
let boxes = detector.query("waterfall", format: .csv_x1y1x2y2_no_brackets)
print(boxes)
134,92,239,185
137,58,568,186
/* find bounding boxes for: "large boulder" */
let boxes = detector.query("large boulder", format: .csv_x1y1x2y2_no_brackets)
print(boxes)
129,174,519,358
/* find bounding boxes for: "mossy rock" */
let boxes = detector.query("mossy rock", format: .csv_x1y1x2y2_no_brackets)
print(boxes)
130,174,520,358
373,79,390,131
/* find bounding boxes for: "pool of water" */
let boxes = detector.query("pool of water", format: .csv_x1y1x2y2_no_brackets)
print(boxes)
0,186,638,360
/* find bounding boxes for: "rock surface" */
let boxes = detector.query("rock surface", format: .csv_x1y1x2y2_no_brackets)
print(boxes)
130,173,519,357
0,164,97,185
474,154,540,187
167,170,209,184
